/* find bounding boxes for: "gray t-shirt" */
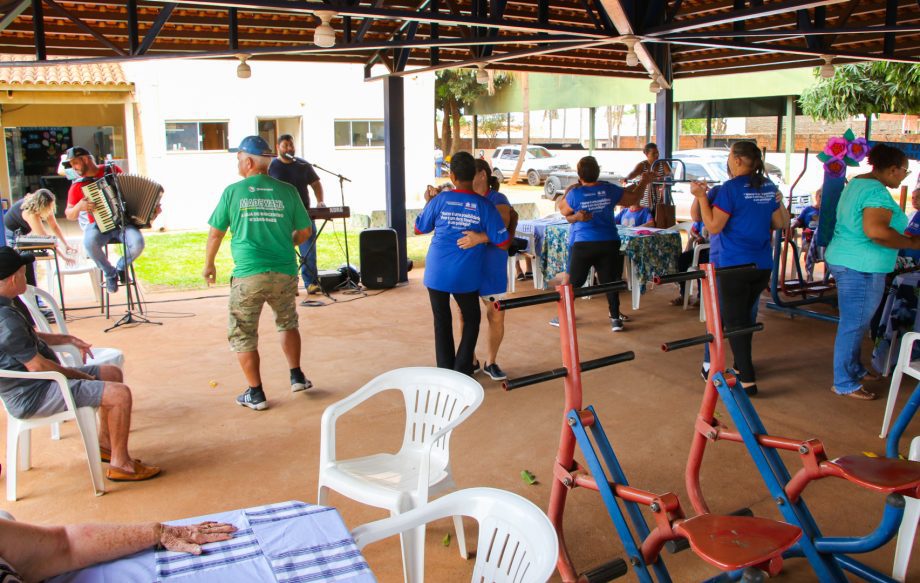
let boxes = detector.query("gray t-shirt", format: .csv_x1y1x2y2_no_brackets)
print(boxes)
0,296,60,418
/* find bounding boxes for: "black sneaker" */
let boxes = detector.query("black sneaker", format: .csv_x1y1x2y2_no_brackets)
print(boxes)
516,273,526,282
117,268,127,284
236,387,267,410
742,384,758,397
472,361,482,374
700,366,709,382
291,370,313,393
610,317,624,332
483,363,507,381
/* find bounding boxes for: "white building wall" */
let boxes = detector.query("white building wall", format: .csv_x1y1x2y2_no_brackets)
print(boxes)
123,59,434,231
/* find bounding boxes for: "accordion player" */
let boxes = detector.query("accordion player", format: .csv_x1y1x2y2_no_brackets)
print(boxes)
81,174,165,234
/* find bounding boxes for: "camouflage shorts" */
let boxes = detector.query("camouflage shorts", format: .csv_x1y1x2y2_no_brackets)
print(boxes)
228,272,299,352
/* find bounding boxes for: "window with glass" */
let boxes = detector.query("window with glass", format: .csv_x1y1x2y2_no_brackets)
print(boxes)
165,121,229,151
334,120,385,148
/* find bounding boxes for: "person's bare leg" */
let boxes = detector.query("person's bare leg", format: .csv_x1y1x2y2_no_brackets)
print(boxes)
99,382,134,472
483,300,505,366
94,365,123,450
280,329,301,368
237,351,261,387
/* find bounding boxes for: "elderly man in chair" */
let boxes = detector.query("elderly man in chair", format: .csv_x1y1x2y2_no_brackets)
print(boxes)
0,246,159,481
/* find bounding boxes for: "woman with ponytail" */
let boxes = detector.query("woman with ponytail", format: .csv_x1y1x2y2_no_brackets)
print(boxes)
825,143,916,400
3,189,75,285
691,141,790,396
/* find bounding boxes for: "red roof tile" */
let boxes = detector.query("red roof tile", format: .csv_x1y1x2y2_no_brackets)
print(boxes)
0,54,130,88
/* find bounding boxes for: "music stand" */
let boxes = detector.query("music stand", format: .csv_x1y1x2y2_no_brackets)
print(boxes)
101,165,161,332
311,163,361,292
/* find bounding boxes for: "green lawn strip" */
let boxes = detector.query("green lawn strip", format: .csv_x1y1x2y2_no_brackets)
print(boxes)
136,230,433,289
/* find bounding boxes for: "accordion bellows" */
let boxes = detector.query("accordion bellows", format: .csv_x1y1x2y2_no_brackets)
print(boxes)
82,173,164,233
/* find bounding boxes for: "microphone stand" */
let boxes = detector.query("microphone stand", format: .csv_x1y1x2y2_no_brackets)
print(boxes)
311,162,361,292
101,163,160,332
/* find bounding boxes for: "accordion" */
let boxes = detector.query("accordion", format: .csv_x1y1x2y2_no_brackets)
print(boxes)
82,173,164,234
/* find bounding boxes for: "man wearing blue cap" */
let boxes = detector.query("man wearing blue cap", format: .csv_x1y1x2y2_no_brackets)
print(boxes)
204,136,314,410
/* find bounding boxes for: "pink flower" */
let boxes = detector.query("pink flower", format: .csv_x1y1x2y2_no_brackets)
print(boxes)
824,158,846,178
847,137,869,162
824,137,849,160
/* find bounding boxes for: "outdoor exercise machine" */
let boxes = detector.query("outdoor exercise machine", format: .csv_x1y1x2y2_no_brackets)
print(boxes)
657,263,920,582
494,275,801,583
765,149,839,323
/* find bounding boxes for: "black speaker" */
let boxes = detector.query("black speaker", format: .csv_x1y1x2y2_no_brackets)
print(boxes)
360,228,399,289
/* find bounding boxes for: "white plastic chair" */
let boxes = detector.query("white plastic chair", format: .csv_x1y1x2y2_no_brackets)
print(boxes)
893,435,920,581
352,487,558,583
687,243,711,322
880,332,920,438
1,366,105,501
45,238,102,308
318,367,485,583
20,285,124,369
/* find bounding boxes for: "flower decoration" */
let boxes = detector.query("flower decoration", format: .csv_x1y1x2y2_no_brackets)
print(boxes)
817,129,866,177
847,137,869,162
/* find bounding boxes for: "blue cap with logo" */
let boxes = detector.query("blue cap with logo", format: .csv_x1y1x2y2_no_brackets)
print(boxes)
230,135,274,157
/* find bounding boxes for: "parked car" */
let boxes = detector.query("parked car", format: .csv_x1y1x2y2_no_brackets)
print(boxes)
543,169,623,199
491,145,572,186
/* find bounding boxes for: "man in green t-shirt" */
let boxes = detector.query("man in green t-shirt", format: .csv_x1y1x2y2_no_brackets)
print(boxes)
204,136,314,411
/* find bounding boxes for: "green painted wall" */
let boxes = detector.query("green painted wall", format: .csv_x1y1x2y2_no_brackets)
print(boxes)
472,67,818,114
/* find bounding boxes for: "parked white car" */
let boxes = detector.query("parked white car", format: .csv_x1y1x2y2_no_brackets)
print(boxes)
663,149,807,220
491,145,572,186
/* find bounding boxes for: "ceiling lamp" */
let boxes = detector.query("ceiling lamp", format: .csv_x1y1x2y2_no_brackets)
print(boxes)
236,54,251,79
649,76,661,94
621,34,640,67
820,55,835,79
476,64,489,85
313,10,337,48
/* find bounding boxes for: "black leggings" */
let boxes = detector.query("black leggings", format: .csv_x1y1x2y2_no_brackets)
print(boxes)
718,268,770,383
568,240,623,318
427,288,481,375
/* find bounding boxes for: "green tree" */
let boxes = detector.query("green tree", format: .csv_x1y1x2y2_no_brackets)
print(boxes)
435,69,511,156
799,62,920,122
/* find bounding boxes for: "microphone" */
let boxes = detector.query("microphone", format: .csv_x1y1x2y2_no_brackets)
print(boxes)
283,153,296,161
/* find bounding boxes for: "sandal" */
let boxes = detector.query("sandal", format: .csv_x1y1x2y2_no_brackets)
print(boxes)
832,387,876,400
860,371,882,382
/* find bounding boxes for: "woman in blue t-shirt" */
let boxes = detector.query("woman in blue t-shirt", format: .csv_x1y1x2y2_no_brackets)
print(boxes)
825,144,917,400
415,152,510,375
471,158,515,381
557,156,654,331
691,141,790,396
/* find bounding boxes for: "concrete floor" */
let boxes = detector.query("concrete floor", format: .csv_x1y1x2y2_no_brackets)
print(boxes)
1,267,918,582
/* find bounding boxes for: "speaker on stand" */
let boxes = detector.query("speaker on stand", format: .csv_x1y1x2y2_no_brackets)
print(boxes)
360,228,399,289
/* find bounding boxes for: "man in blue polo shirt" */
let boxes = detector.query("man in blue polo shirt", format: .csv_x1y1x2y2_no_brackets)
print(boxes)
415,152,510,375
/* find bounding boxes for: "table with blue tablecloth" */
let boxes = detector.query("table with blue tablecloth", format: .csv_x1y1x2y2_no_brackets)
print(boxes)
517,216,682,310
49,500,376,583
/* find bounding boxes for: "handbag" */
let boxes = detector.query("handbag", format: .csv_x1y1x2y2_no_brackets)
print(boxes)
654,184,676,229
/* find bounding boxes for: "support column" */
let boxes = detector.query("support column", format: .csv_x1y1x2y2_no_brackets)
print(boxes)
705,100,713,148
865,115,873,140
588,106,596,154
472,114,478,152
785,95,795,181
655,88,674,159
384,77,408,283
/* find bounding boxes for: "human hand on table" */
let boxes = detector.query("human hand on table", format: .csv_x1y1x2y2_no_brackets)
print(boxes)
158,521,237,555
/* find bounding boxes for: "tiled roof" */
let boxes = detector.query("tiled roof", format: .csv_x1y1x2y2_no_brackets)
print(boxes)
0,54,130,88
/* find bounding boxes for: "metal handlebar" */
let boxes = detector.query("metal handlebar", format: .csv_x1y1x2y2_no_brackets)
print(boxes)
661,324,763,352
495,280,629,312
653,263,757,285
503,351,635,391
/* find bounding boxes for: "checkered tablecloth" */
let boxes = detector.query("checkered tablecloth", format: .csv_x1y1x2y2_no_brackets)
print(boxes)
49,501,376,583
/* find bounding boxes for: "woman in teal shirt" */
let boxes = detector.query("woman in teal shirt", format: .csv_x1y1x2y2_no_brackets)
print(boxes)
826,144,916,400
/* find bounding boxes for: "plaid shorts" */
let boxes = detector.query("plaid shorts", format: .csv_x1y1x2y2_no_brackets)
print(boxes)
228,272,299,353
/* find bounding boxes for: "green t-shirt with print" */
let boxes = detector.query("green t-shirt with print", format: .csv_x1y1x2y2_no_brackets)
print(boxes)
208,174,312,278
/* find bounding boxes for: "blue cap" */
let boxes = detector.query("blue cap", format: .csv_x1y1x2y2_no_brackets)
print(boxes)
230,135,274,157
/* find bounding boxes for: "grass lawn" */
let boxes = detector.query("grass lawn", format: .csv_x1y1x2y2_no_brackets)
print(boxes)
135,229,432,289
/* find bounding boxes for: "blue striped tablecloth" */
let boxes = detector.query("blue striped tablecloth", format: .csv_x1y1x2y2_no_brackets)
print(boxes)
49,501,376,583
